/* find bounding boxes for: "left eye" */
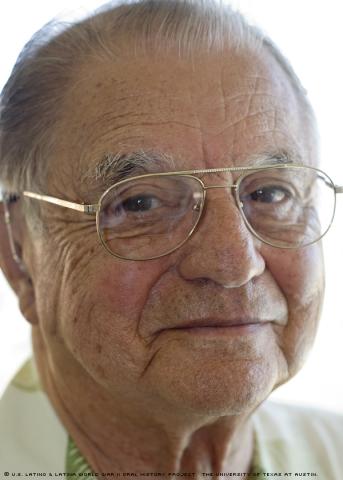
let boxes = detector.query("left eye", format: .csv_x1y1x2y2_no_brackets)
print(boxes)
249,186,289,203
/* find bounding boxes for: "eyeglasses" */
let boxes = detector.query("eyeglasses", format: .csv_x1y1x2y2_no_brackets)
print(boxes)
9,164,343,261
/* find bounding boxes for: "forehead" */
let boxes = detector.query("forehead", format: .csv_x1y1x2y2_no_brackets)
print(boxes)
51,47,312,185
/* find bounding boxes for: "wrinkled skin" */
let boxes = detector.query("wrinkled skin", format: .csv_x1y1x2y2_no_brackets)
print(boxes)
2,47,324,474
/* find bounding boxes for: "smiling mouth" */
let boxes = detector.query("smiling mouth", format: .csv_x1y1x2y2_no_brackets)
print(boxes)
163,321,271,336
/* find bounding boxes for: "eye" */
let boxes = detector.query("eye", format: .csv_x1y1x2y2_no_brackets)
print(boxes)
121,194,160,212
249,186,290,203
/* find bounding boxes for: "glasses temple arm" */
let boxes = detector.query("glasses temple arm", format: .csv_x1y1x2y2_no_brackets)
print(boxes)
335,185,343,194
23,191,98,214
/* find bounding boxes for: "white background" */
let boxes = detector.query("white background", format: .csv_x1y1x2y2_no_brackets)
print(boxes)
0,0,342,412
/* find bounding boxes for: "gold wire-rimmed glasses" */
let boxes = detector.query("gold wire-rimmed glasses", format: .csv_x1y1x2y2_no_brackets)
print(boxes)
8,163,343,261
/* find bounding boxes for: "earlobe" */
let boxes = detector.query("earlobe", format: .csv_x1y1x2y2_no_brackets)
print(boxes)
0,199,39,325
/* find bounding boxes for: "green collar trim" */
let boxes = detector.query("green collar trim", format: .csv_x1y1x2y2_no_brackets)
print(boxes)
65,436,93,474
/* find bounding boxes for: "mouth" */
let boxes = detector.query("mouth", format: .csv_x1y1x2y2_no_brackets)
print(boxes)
160,319,271,336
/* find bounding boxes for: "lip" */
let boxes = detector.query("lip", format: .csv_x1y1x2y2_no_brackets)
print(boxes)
169,318,266,329
159,319,271,336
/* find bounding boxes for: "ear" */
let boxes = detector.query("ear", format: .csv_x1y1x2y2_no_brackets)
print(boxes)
0,199,39,325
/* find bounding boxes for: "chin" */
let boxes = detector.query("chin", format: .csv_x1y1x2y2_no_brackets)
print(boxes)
144,355,282,418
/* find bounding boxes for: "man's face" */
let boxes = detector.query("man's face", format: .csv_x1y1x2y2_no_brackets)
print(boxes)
29,47,324,416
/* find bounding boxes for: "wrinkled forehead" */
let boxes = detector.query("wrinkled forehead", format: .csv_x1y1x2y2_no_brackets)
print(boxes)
50,47,317,188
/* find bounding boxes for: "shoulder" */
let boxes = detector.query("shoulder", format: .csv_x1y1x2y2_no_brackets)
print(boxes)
254,400,343,440
252,401,343,477
0,358,68,470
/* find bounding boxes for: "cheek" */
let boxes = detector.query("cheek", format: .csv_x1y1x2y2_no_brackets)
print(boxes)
266,245,324,298
58,257,168,383
98,260,167,315
264,244,325,375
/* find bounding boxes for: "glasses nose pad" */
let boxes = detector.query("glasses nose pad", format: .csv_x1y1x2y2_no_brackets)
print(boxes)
193,202,202,212
192,191,204,213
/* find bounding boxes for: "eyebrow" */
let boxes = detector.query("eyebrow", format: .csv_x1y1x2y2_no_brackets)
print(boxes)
84,150,176,187
250,150,297,166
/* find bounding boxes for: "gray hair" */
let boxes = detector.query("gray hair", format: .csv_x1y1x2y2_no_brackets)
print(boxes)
0,0,314,207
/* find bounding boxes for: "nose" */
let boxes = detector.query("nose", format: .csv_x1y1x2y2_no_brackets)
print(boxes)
177,189,265,288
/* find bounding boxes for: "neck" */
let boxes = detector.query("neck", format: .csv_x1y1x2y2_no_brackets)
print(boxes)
33,331,255,477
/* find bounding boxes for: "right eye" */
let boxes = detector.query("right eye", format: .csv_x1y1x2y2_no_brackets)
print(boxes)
119,194,161,213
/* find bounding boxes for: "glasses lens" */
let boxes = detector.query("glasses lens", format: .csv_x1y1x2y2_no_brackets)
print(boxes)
238,166,336,248
98,175,204,260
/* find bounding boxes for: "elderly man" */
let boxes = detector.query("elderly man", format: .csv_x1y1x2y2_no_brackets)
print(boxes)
0,0,342,477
